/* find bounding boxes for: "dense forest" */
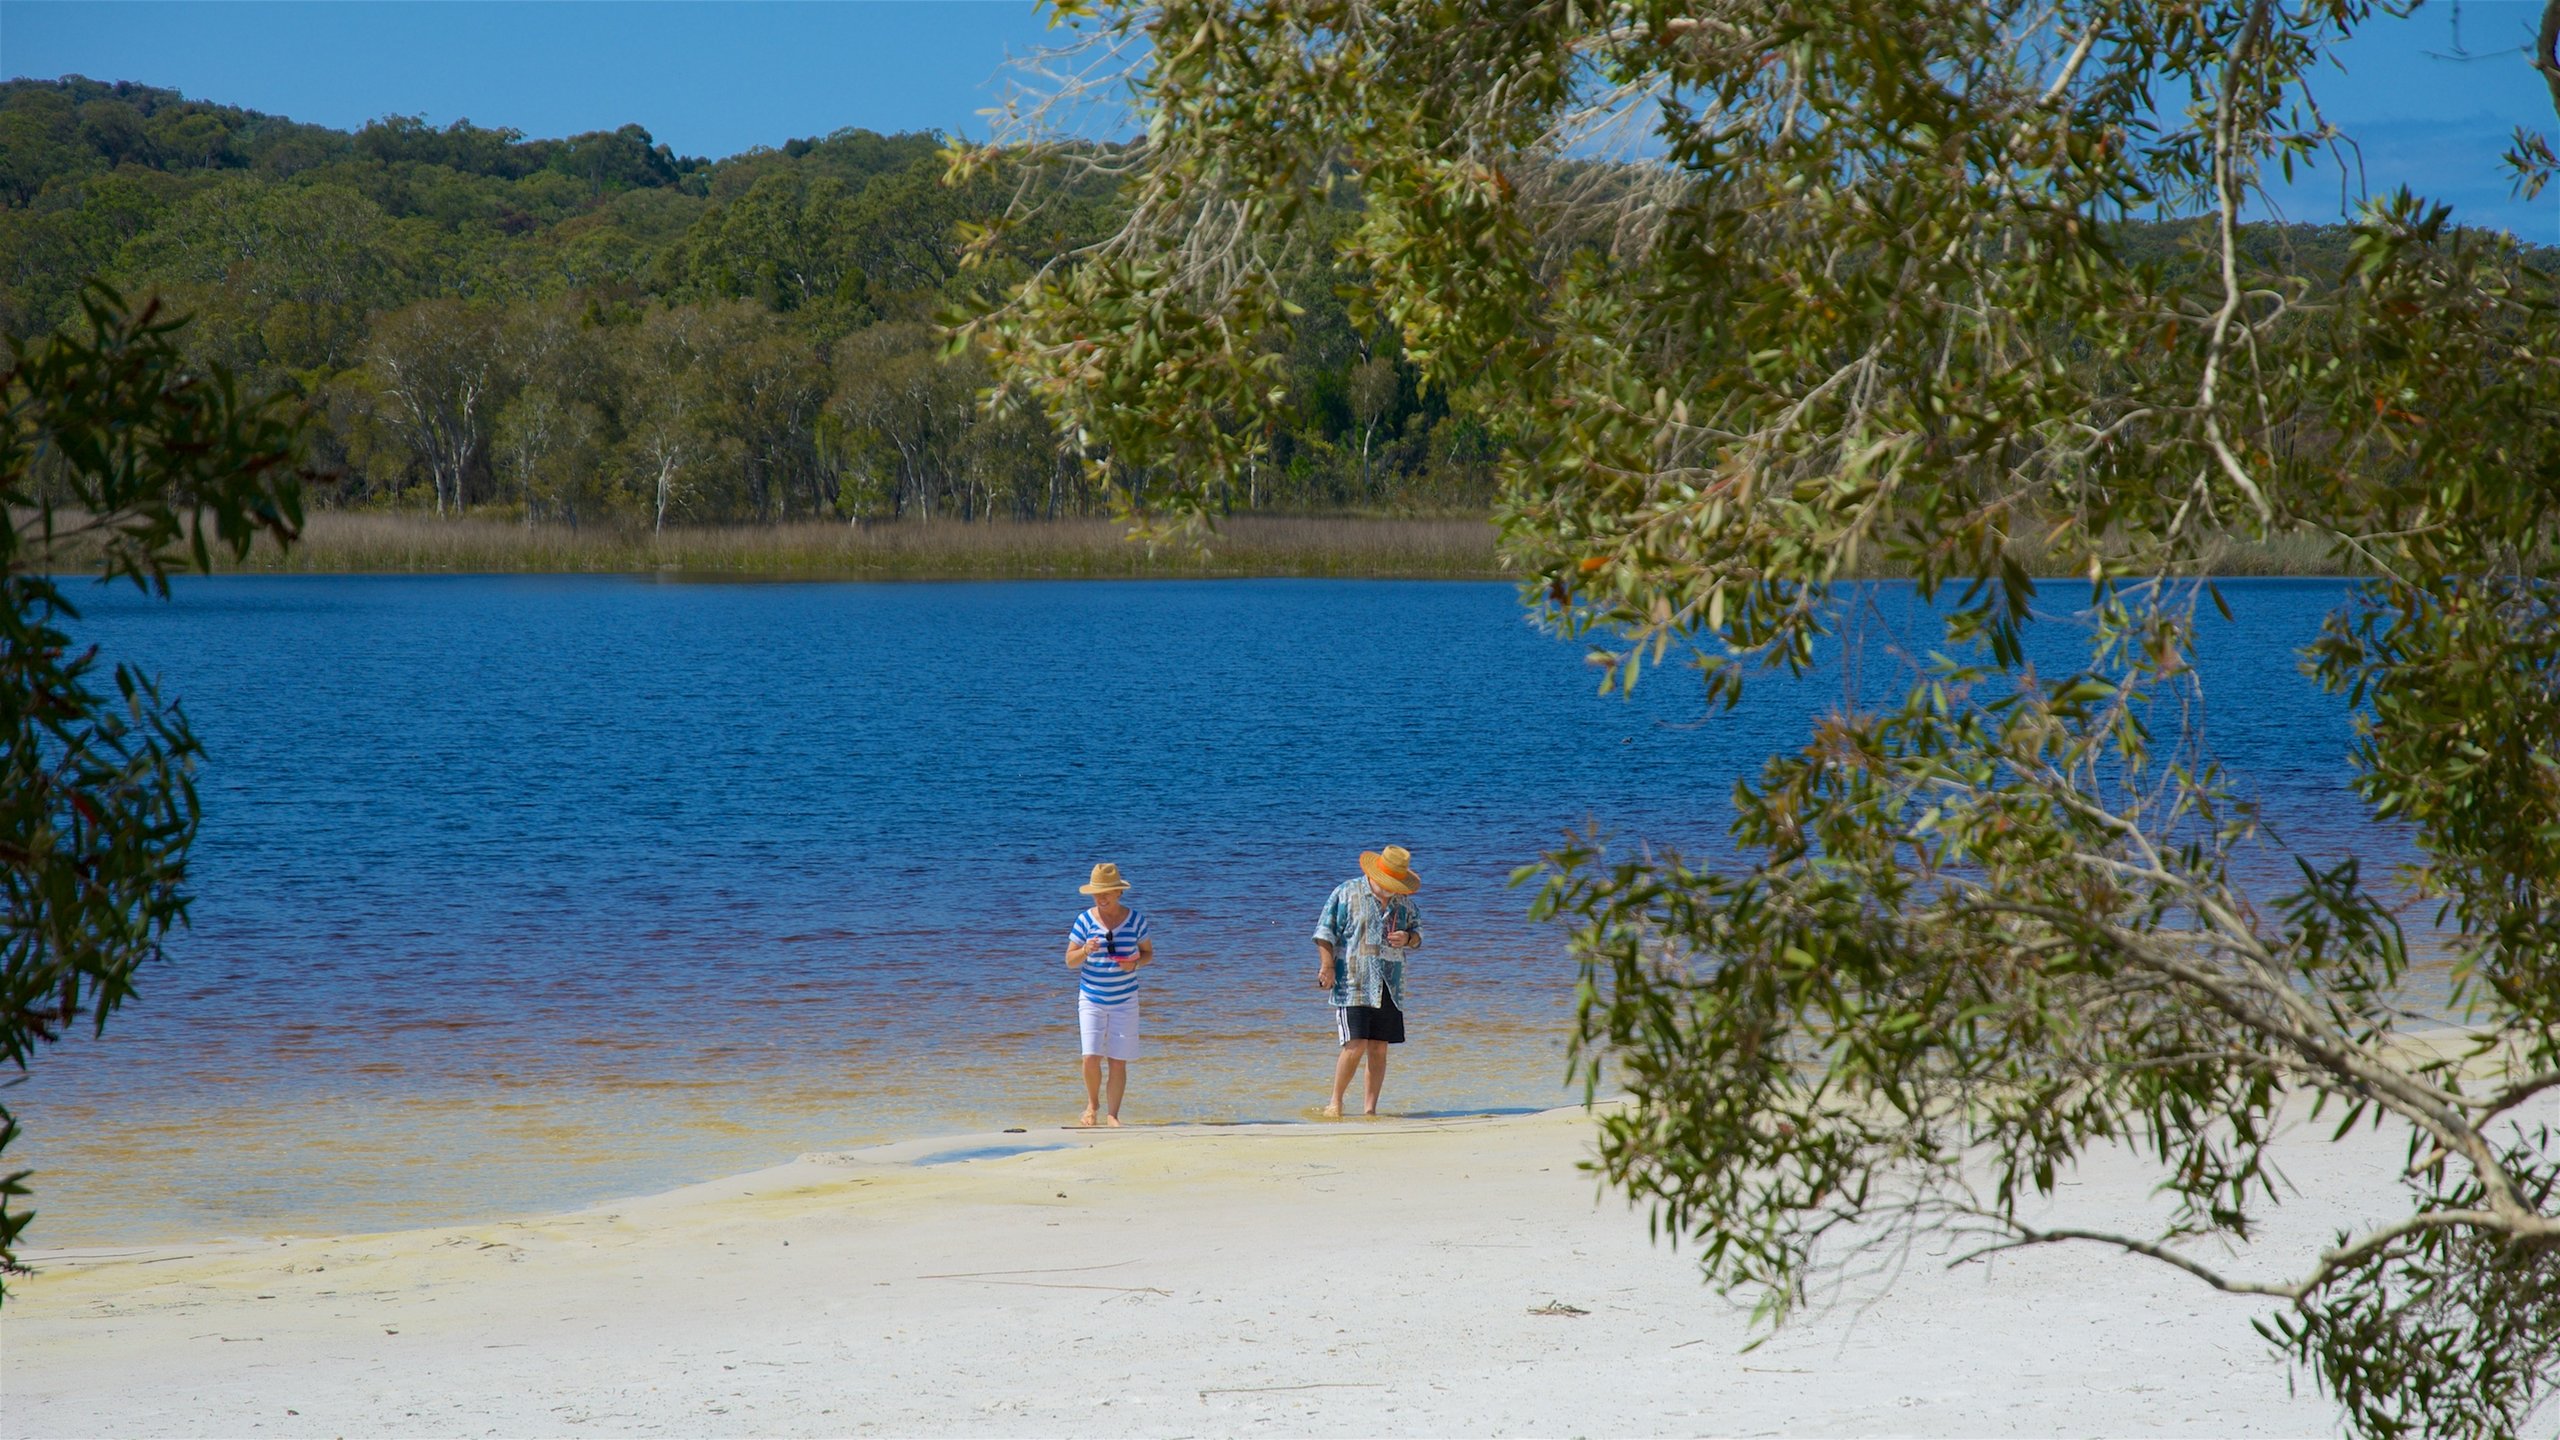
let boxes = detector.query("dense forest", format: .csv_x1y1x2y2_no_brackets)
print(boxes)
0,76,1502,525
0,77,2471,530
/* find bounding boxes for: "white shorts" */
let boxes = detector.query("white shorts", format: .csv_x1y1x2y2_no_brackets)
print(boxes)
1078,998,1140,1061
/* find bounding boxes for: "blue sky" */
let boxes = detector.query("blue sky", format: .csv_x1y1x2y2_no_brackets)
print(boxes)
1,0,2553,238
2255,1,2558,240
0,1,1062,153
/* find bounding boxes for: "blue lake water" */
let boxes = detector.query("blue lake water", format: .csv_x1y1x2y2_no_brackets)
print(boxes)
19,575,2405,1243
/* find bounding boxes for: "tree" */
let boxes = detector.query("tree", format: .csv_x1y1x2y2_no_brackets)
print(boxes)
1346,352,1399,500
837,156,977,320
142,107,234,172
115,179,414,385
660,169,875,330
0,168,185,339
364,298,506,516
825,321,983,521
74,99,150,170
2,285,306,1290
617,303,740,532
0,89,86,206
545,123,696,197
493,300,615,526
717,324,829,522
966,3,2560,1434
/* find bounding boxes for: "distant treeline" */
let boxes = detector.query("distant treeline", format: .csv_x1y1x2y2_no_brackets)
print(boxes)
0,77,2416,530
0,77,1502,525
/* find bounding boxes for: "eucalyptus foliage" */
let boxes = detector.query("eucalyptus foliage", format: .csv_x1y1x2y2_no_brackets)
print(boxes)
964,2,2560,1432
1,285,305,1292
5,79,1512,524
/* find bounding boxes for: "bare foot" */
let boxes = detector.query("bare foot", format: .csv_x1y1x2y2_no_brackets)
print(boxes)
1078,1108,1096,1127
1321,1102,1343,1118
1362,1108,1379,1117
1104,1114,1122,1128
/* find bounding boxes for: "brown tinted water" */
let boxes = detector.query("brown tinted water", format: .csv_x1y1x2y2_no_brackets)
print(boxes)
19,577,2412,1244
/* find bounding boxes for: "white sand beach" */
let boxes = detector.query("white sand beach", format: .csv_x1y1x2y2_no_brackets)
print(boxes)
3,1102,2446,1438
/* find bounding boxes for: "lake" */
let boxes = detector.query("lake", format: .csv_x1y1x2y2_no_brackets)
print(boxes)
19,575,2396,1243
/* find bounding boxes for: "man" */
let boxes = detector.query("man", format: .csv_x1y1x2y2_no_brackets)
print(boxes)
1313,845,1423,1118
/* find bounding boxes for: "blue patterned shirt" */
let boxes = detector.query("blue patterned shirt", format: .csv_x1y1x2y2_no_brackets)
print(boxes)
1314,877,1421,1009
1069,907,1150,1005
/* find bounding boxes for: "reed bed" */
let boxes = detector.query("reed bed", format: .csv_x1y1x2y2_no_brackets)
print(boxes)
221,512,1509,580
2010,526,2352,578
2187,528,2350,576
196,511,2356,580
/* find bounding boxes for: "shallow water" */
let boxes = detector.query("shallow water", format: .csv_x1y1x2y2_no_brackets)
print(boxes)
18,575,2408,1243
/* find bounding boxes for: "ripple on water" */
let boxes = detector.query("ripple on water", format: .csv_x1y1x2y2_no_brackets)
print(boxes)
16,576,2413,1243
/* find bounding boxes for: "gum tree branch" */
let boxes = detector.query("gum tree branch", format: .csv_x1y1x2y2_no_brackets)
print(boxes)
2538,0,2560,119
1954,1204,2541,1302
2198,0,2276,528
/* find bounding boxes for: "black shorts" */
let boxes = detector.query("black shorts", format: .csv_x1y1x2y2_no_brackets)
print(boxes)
1336,994,1406,1045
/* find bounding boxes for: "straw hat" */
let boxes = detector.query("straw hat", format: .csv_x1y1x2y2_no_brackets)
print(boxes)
1359,845,1420,896
1078,862,1131,895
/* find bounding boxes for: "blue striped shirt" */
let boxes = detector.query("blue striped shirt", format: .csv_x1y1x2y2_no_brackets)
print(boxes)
1069,907,1150,1005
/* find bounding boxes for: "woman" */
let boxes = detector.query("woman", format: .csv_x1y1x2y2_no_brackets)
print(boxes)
1064,862,1153,1127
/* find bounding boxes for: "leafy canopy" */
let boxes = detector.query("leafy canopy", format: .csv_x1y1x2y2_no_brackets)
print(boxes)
964,3,2560,1435
1,284,306,1289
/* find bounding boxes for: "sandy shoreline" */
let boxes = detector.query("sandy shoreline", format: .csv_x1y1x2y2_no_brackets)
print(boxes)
2,1103,2413,1437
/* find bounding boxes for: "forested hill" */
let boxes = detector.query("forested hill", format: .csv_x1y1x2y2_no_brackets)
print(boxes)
0,75,1499,525
0,77,2500,530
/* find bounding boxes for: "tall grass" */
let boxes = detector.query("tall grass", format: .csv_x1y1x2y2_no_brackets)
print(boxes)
198,511,2357,580
219,512,1509,579
2006,525,2352,578
2188,528,2351,577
